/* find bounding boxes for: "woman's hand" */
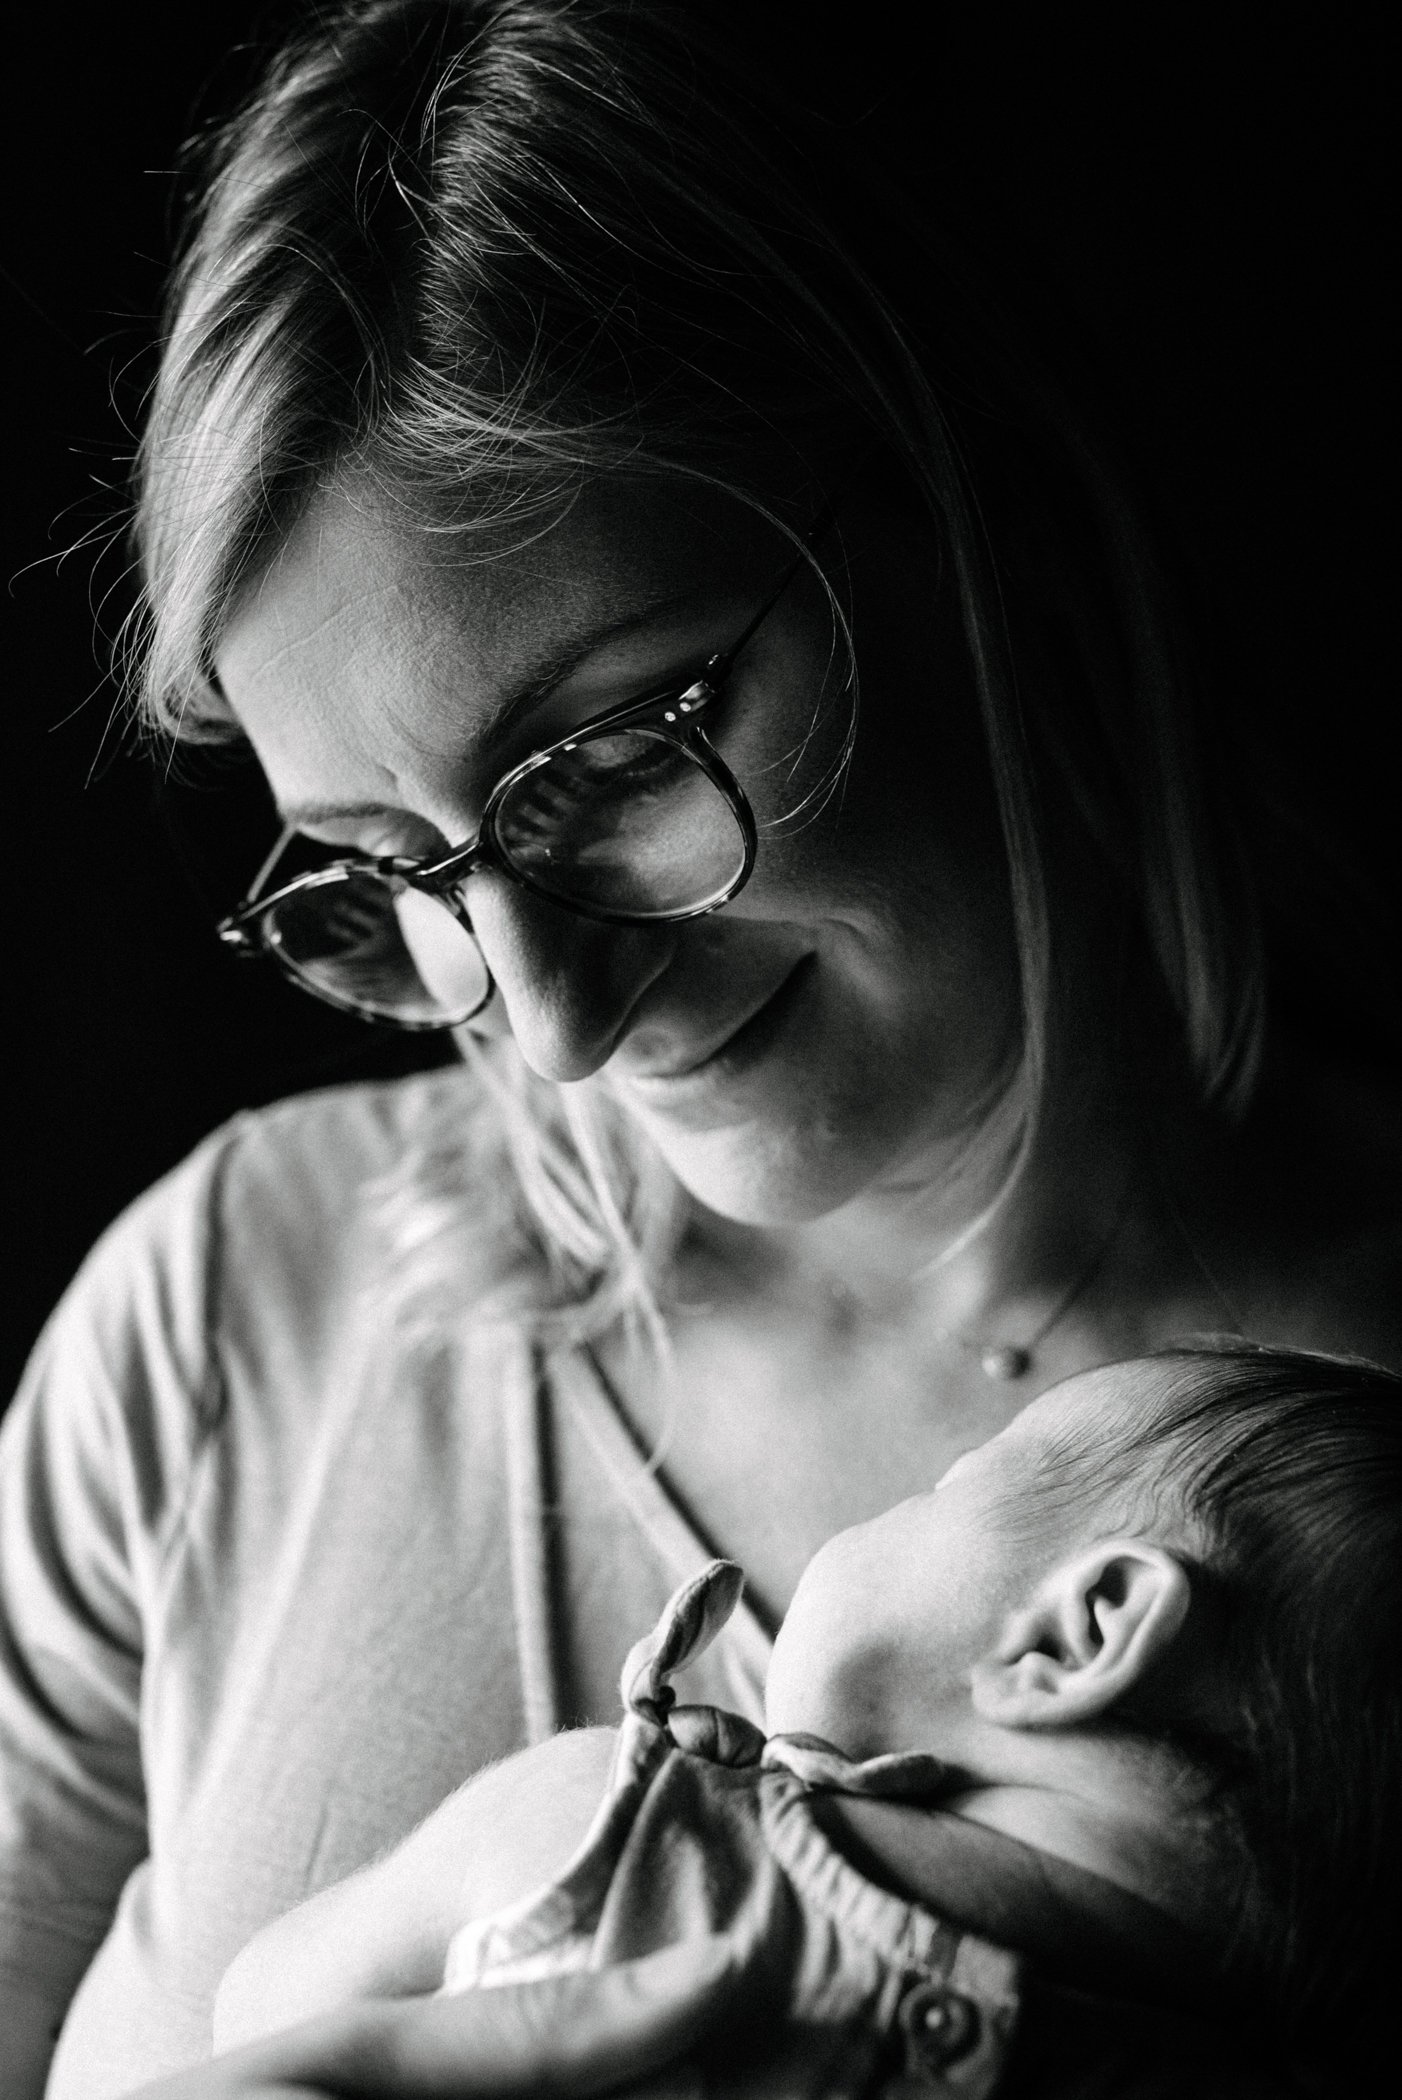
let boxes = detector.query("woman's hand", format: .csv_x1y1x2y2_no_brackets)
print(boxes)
132,1938,734,2098
213,1729,618,2051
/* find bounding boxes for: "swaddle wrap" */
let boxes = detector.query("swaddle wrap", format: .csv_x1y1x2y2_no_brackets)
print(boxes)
444,1559,1021,2097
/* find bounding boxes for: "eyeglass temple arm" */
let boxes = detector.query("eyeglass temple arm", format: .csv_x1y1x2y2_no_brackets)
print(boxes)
703,502,840,681
244,820,300,906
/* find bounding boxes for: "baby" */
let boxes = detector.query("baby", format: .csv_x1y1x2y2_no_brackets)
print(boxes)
220,1345,1401,2094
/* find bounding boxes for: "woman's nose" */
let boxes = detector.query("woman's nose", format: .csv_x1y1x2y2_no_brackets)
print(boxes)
462,870,676,1081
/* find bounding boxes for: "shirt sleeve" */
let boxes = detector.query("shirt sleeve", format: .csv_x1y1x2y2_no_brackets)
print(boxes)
0,1129,230,2008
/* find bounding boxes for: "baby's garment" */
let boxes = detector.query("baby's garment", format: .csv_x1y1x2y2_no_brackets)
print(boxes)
444,1559,1022,2097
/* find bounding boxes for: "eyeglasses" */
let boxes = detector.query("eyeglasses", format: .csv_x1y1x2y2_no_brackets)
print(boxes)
218,521,827,1030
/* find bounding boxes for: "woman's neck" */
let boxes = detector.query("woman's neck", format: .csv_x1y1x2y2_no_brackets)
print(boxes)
683,1041,1188,1347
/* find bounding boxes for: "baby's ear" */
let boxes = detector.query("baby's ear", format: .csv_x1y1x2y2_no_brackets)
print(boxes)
970,1540,1191,1731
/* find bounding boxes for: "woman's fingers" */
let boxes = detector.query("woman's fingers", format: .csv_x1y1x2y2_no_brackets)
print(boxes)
129,1937,737,2099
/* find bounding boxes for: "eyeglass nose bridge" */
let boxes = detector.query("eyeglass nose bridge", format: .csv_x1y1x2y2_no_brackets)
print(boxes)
413,829,504,902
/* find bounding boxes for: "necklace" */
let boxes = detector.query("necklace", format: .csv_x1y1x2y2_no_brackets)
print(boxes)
938,1178,1138,1382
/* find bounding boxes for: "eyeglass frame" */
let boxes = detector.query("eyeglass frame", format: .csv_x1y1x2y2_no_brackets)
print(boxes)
216,510,832,1025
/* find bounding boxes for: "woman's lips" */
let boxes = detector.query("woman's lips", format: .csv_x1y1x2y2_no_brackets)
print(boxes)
620,954,815,1088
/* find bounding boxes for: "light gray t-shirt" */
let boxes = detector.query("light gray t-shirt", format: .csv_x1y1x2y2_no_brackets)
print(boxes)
0,1073,770,2096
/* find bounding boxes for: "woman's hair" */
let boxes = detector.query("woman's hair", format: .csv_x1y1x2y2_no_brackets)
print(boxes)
1038,1343,1402,2054
131,0,1266,1338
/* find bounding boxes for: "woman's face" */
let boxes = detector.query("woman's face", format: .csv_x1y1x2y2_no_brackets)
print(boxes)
217,469,1019,1225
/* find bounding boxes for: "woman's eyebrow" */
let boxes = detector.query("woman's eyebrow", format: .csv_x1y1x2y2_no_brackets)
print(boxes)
472,584,715,745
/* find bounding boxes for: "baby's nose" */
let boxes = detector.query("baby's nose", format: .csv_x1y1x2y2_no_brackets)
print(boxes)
463,869,675,1081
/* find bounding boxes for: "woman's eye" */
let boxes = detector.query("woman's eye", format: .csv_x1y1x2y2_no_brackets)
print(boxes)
560,735,682,787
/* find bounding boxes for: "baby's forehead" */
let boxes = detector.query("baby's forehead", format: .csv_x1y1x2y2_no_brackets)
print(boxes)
1007,1357,1173,1455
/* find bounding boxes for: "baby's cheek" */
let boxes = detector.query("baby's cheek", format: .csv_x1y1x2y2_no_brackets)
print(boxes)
766,1539,903,1753
768,1628,903,1757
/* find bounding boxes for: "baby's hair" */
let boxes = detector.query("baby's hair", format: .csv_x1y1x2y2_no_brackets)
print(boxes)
1037,1342,1402,2059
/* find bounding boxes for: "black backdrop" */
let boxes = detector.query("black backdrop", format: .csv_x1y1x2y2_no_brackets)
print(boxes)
2,4,1393,1407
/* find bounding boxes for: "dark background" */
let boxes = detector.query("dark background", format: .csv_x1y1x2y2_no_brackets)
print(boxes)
2,4,1393,1406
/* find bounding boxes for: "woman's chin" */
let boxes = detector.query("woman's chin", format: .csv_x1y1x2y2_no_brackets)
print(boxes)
625,1091,895,1227
651,1133,872,1227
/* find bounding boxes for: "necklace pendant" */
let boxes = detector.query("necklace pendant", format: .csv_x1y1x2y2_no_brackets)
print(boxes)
980,1344,1031,1381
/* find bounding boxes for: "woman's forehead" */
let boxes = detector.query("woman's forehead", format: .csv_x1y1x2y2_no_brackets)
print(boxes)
213,471,801,835
219,473,777,701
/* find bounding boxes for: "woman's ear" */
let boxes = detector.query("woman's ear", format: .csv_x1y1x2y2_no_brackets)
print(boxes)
969,1540,1192,1731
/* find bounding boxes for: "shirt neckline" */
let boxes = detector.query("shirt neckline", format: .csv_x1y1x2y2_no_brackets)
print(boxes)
549,1343,777,1684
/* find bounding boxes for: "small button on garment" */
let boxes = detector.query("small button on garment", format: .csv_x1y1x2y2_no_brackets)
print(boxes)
890,1980,982,2090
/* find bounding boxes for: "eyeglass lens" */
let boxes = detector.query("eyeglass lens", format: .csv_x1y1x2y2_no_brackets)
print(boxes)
264,871,490,1027
256,731,747,1024
493,729,747,916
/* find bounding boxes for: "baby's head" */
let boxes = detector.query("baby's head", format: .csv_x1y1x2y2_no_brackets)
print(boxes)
767,1344,1402,2042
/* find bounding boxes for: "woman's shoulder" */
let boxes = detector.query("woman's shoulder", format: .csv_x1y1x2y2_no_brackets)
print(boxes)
209,1063,481,1220
1233,1040,1402,1364
34,1067,490,1407
95,1063,477,1258
226,1061,478,1170
1267,1040,1402,1231
4,1067,507,1566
